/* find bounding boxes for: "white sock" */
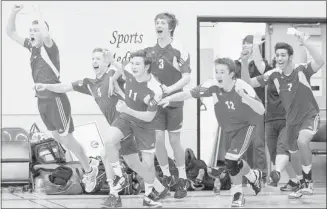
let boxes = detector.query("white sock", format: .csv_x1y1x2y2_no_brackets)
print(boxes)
231,184,242,196
160,164,171,176
177,165,187,179
302,165,312,174
107,179,118,196
244,170,256,183
144,182,154,196
153,178,165,193
111,161,123,177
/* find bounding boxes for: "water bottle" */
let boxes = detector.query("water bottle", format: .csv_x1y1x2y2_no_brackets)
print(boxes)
213,178,221,195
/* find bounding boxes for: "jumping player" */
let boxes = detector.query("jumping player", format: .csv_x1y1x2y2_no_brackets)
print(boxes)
35,48,169,207
241,30,324,199
159,57,263,207
6,4,98,192
146,13,191,198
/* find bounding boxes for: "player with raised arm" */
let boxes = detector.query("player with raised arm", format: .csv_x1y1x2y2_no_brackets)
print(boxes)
6,4,99,192
159,58,264,207
147,13,191,198
35,48,169,207
241,30,325,199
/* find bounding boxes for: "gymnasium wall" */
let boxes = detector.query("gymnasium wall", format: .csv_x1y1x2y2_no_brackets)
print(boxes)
1,1,326,159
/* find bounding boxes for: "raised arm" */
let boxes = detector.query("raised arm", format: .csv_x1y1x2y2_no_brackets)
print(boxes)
33,4,53,47
6,5,25,46
300,36,325,73
252,34,266,74
240,55,263,88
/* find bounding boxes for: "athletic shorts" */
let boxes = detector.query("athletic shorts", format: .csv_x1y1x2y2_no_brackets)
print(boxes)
112,115,156,153
155,106,183,132
286,114,320,152
38,94,74,135
265,119,288,163
224,125,256,161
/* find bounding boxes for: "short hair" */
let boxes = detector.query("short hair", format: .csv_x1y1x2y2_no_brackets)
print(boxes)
130,50,152,73
242,35,253,45
214,57,237,78
154,13,179,37
92,47,108,54
32,20,49,30
274,42,294,56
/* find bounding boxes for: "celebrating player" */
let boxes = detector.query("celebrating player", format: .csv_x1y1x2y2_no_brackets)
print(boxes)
6,4,99,192
147,12,191,198
241,30,325,199
35,48,169,207
159,57,264,207
105,49,165,207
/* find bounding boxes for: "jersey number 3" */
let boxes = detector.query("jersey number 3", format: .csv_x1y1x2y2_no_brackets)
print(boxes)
159,59,164,69
129,90,138,101
225,101,235,110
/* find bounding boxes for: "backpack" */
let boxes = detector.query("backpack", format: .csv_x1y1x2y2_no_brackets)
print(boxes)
29,123,66,165
34,165,83,195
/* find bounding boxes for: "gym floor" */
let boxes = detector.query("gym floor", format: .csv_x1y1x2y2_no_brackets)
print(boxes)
2,183,326,208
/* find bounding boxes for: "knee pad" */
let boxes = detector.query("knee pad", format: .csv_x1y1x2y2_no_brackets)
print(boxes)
225,159,243,176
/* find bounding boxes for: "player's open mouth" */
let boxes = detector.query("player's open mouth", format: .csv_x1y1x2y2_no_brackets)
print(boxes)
30,37,35,42
132,70,138,74
156,29,163,34
218,80,223,84
93,66,99,70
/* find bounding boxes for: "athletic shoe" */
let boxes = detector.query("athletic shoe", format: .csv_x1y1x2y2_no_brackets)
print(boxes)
248,169,262,195
231,192,245,207
174,178,187,199
82,167,99,193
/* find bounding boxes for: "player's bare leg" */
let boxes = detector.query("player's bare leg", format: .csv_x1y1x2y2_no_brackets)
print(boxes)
103,127,130,192
123,153,170,200
52,132,98,193
289,130,316,199
100,145,123,208
155,130,177,187
168,131,188,198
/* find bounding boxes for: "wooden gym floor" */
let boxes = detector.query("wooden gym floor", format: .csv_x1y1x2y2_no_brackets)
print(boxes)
1,183,326,208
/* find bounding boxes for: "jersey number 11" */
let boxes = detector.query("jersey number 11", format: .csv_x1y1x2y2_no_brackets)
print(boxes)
129,90,138,101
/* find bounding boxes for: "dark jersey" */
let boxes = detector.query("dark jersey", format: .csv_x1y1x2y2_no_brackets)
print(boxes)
24,38,61,98
72,69,125,125
145,39,191,107
121,64,163,126
191,79,262,132
257,63,319,125
265,76,286,122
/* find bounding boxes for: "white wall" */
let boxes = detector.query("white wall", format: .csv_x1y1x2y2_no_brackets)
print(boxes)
2,1,326,159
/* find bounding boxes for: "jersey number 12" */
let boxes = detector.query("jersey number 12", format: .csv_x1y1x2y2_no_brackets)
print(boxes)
225,101,235,110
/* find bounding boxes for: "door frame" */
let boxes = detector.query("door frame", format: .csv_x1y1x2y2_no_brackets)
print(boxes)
196,16,327,159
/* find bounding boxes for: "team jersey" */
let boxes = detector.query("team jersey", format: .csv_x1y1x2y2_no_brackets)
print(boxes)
265,78,286,122
145,39,191,107
190,79,263,133
257,63,319,125
24,38,61,98
121,64,163,126
72,69,125,125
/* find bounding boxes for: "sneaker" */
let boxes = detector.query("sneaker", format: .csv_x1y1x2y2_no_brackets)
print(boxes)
248,169,262,195
231,192,245,207
112,174,130,192
174,178,187,199
162,175,177,188
301,180,314,195
82,167,99,193
280,180,300,191
143,194,163,208
101,194,122,208
153,187,171,200
268,170,281,187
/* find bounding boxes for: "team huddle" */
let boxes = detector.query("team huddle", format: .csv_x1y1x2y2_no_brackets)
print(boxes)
6,4,324,208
